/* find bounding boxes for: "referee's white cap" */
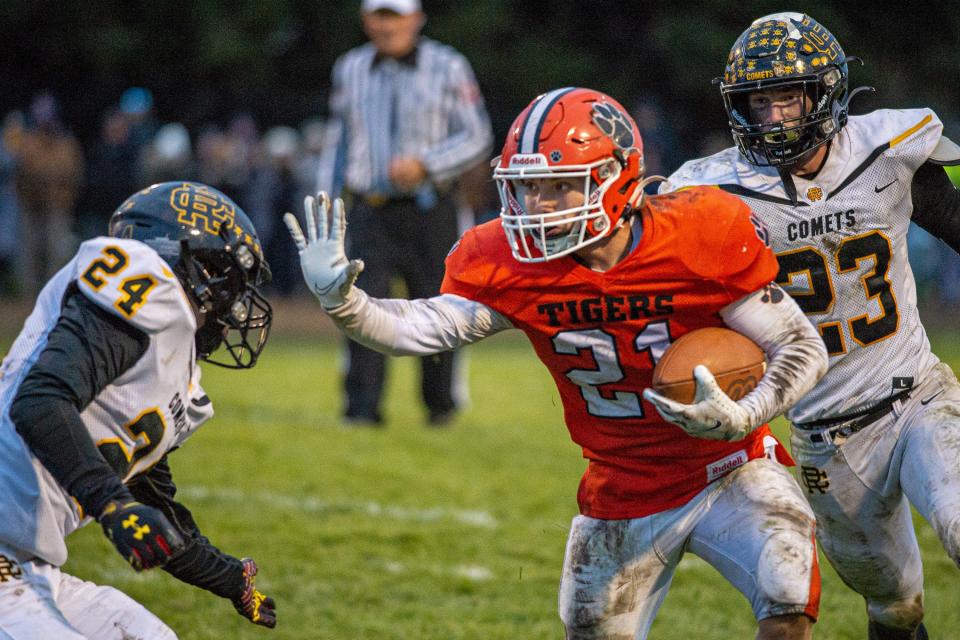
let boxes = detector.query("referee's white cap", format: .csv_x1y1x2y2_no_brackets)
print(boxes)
361,0,421,14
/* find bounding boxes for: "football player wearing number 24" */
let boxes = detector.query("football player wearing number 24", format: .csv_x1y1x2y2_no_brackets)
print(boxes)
288,88,828,639
663,12,960,640
0,182,276,638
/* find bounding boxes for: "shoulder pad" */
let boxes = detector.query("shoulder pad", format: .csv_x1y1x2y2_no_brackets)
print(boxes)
848,108,942,155
74,237,195,334
662,147,746,193
929,135,960,166
652,188,770,278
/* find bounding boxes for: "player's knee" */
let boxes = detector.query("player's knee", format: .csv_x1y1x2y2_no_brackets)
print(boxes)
868,593,924,633
757,613,812,640
868,620,928,640
561,596,639,640
757,528,817,606
560,598,606,637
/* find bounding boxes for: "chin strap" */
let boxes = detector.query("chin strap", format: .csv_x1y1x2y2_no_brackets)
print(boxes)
620,174,666,221
777,167,799,206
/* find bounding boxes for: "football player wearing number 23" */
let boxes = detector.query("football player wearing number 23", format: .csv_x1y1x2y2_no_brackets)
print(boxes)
288,88,828,639
0,182,276,638
663,12,960,640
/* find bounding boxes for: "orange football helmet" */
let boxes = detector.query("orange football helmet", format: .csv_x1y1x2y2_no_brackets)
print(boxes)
494,87,648,262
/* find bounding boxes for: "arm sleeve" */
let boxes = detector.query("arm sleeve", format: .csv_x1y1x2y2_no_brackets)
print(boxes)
420,54,494,184
127,456,244,600
8,286,149,518
910,161,960,254
720,284,828,429
326,291,512,356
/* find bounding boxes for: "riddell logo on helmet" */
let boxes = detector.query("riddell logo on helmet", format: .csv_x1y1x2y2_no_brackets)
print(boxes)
509,154,548,168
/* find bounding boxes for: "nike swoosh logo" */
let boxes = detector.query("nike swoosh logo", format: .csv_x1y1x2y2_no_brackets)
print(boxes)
920,390,944,405
875,180,897,193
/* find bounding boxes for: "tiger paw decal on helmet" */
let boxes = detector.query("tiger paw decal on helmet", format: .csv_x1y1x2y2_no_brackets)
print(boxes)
591,103,635,150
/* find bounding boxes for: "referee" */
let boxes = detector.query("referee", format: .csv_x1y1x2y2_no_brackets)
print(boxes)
317,0,493,427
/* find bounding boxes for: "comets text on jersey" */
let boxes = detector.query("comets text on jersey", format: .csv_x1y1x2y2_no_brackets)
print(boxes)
787,210,857,242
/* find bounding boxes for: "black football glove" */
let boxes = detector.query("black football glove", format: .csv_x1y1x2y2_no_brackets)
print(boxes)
232,558,277,628
98,500,186,571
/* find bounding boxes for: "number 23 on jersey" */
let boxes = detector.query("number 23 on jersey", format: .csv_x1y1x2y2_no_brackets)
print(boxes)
775,230,898,355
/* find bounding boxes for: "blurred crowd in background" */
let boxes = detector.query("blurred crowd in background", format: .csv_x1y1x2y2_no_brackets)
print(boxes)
0,88,318,298
1,84,959,309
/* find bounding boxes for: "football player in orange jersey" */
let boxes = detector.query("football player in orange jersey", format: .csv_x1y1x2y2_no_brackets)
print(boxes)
287,87,829,639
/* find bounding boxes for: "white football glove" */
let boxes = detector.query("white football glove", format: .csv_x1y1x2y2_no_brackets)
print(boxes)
642,365,754,441
284,192,364,309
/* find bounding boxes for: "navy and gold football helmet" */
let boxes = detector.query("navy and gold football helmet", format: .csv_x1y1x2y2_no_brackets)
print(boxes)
719,12,872,167
108,181,272,368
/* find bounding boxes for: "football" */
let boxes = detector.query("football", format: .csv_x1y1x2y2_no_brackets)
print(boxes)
652,327,766,404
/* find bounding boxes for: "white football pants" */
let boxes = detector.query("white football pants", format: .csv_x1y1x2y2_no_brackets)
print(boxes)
558,457,819,639
791,361,960,630
0,551,175,640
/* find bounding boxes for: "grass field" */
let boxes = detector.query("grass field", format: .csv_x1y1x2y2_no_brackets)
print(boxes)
13,322,959,639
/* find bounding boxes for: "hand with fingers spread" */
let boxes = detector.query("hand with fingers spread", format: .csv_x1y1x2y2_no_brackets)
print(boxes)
284,192,364,308
642,365,754,441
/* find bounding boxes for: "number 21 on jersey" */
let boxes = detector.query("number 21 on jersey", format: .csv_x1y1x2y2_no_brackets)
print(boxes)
553,320,672,418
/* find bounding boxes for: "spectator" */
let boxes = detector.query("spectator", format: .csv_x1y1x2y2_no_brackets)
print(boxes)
297,118,326,199
243,126,303,296
119,87,158,153
0,111,23,296
79,107,139,242
140,122,196,184
315,0,493,427
630,96,682,186
14,92,84,295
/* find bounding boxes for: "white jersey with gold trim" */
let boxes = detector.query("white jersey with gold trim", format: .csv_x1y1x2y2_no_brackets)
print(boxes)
0,237,212,565
662,108,944,423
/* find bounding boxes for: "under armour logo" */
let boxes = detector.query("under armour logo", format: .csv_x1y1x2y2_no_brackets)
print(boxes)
122,514,152,540
800,465,830,494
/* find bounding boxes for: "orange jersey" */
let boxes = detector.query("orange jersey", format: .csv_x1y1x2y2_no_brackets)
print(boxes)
442,187,785,519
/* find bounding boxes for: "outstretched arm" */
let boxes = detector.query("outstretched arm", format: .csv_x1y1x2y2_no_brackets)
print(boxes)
285,193,512,356
643,284,828,441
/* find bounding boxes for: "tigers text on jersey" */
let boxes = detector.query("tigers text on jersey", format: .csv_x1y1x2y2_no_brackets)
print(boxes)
663,109,945,424
0,237,213,565
442,187,787,519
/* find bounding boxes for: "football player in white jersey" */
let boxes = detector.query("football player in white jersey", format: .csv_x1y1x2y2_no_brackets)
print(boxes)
0,182,276,638
661,12,960,640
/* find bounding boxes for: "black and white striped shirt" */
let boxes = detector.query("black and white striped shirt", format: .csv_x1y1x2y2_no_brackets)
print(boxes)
317,37,493,198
